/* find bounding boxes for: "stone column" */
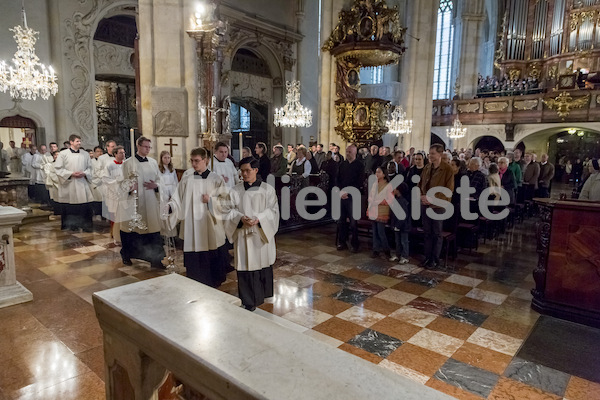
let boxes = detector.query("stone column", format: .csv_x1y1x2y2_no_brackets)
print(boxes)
452,0,485,99
318,0,347,151
0,206,29,308
401,0,439,151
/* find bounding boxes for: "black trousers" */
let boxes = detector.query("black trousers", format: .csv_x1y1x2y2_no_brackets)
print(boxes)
120,231,166,267
237,266,274,308
337,197,359,249
61,203,93,231
422,206,443,264
184,245,229,288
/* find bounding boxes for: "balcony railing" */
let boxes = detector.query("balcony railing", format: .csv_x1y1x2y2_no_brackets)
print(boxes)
432,89,600,126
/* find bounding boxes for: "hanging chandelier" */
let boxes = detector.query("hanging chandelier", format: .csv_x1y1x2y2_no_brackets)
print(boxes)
447,117,467,139
274,80,312,128
0,0,58,101
386,105,412,135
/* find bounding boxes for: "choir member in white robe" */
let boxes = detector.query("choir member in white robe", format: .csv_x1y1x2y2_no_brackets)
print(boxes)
90,146,105,216
54,135,94,231
166,148,229,287
212,142,240,189
102,146,126,242
222,157,279,311
7,141,21,174
97,140,116,171
119,136,165,269
44,151,61,214
31,148,50,205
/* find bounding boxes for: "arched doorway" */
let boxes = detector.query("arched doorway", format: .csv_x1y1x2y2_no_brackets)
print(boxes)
473,135,505,152
549,129,600,164
0,115,37,174
230,49,272,158
93,15,137,155
431,133,445,148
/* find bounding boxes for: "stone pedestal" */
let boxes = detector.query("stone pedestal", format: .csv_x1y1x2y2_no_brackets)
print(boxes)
0,206,30,308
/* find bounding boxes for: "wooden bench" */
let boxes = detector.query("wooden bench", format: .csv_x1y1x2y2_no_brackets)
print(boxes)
93,274,453,400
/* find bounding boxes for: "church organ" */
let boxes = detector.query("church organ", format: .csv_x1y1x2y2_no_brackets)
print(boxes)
497,0,600,86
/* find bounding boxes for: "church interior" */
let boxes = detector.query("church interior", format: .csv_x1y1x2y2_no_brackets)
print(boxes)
1,0,600,399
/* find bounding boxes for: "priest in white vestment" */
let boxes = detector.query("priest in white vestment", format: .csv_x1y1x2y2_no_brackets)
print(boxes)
166,147,229,287
54,135,94,231
211,142,240,189
221,157,279,311
119,137,165,269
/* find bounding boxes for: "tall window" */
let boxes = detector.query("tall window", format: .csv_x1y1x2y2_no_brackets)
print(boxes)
432,0,454,100
360,66,384,84
240,106,250,130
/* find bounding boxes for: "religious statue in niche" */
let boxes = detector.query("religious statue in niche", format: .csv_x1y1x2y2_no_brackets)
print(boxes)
155,111,184,137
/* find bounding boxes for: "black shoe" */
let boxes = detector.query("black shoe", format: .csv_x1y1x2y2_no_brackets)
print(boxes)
370,251,380,258
425,261,439,270
350,247,359,253
418,259,431,267
337,243,348,251
122,259,133,266
384,251,391,259
82,228,93,233
151,262,166,270
242,305,256,312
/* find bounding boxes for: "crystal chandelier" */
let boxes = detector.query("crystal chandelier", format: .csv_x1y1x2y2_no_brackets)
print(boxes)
274,80,312,128
447,117,467,139
386,105,412,135
0,1,58,101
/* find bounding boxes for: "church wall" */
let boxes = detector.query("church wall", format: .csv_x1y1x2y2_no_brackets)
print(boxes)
0,0,57,145
296,0,321,147
221,0,296,29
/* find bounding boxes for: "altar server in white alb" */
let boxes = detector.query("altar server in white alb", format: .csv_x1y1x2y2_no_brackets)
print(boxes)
102,146,126,242
222,157,279,311
166,147,229,287
212,142,240,189
54,134,94,231
119,136,165,269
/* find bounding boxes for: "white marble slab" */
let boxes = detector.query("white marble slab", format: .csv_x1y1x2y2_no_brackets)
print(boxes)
94,274,454,400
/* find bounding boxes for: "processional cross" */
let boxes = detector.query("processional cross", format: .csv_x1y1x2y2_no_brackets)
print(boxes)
204,95,230,169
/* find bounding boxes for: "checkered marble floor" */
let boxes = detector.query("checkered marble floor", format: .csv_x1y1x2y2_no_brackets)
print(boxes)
4,216,600,400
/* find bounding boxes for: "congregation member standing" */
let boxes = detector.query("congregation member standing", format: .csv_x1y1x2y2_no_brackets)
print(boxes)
367,166,394,259
119,136,165,269
222,157,279,311
166,148,229,287
522,152,540,201
538,153,555,198
54,134,94,231
270,144,288,177
212,142,239,189
336,144,364,252
255,142,271,181
419,144,454,270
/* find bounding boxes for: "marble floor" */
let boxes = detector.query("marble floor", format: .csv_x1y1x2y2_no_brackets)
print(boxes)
1,215,600,400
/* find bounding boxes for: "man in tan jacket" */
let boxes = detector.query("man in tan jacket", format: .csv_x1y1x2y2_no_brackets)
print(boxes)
419,144,454,270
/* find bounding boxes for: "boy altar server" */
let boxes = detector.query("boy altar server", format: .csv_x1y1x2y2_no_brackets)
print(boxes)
211,141,240,189
165,147,229,287
221,157,279,311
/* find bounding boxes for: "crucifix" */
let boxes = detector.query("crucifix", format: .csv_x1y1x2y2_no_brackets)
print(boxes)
22,136,32,147
164,138,178,157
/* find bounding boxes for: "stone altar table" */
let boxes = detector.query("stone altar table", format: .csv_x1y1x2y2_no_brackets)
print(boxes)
0,206,30,308
93,274,453,400
0,177,31,208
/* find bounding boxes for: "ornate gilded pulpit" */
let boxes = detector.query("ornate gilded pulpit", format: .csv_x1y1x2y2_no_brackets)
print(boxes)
322,0,406,146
